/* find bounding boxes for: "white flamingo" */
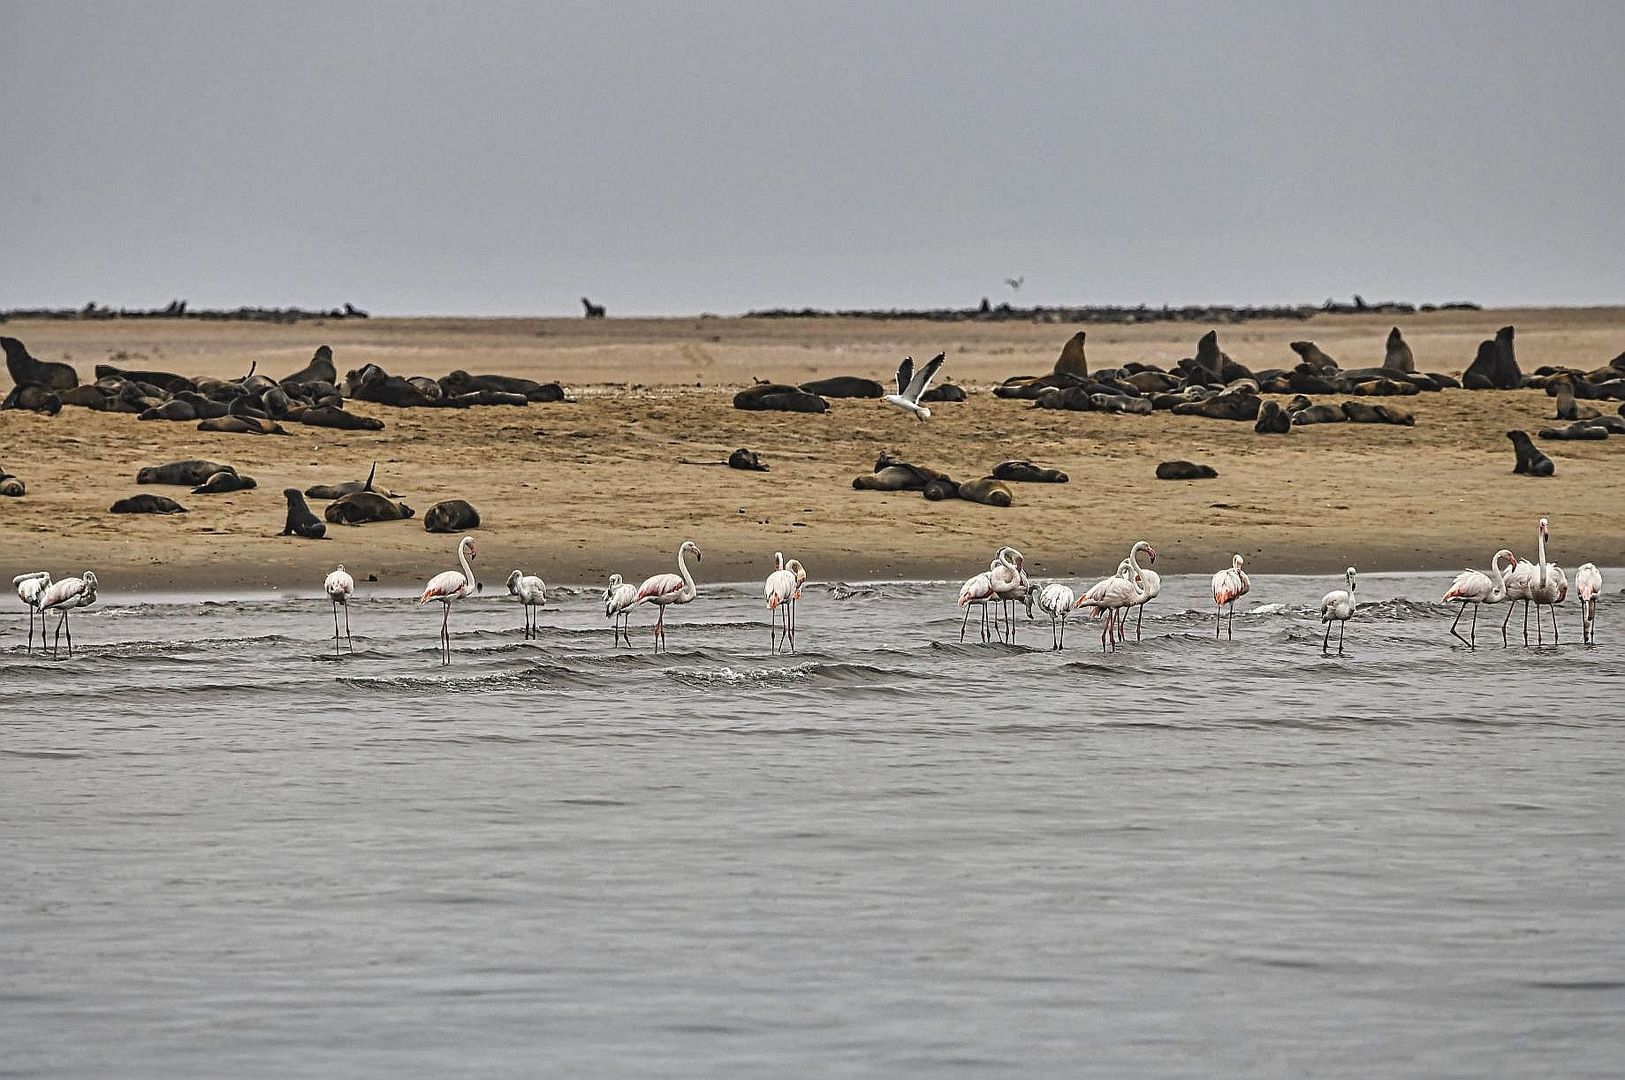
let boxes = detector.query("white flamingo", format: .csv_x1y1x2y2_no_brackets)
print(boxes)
764,554,807,654
1502,517,1567,645
506,570,547,640
1442,548,1517,649
1575,562,1602,644
634,540,701,652
38,571,98,659
419,536,478,665
603,573,637,647
883,353,945,420
13,571,51,656
957,567,999,643
1114,541,1159,641
1212,554,1251,639
324,565,354,653
1032,582,1076,650
989,546,1028,643
1320,567,1357,656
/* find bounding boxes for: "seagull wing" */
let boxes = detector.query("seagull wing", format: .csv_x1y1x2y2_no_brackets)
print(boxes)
894,356,913,397
905,353,944,401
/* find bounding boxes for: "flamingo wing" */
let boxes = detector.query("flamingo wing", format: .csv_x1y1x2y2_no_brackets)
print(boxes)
636,573,683,604
958,572,994,605
765,569,794,608
1442,569,1490,602
39,577,85,610
419,570,467,604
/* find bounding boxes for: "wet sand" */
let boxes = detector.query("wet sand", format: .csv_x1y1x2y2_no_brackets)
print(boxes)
2,308,1622,589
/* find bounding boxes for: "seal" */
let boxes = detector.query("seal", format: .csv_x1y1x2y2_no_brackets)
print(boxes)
1053,331,1088,378
1383,327,1416,373
424,499,481,533
325,491,415,525
1463,326,1522,390
440,369,566,402
0,465,23,497
728,448,768,471
137,460,237,486
191,471,258,494
1254,400,1292,434
1289,341,1340,372
798,376,885,399
957,477,1013,506
94,362,194,394
1291,403,1347,425
293,405,385,431
305,462,398,500
1171,390,1261,421
2,336,79,391
110,494,188,514
1507,429,1554,476
1155,461,1218,480
1,383,63,414
280,488,328,538
992,459,1069,483
197,416,289,435
280,345,338,387
733,383,829,413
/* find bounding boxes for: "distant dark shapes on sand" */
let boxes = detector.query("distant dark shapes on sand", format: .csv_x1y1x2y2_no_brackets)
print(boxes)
1463,326,1523,390
744,296,1480,326
138,460,237,486
1254,400,1291,434
799,376,884,399
728,448,768,471
0,301,370,324
325,491,414,525
1156,461,1218,480
110,494,188,514
581,297,606,318
851,452,1013,507
992,460,1068,483
1508,430,1555,476
424,499,480,533
342,362,563,408
191,471,257,494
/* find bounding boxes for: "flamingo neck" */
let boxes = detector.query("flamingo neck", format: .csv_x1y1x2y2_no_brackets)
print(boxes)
676,546,697,601
457,542,475,591
1536,528,1548,588
1491,552,1510,599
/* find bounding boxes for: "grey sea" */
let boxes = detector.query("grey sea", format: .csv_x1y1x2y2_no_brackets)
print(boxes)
3,571,1622,1078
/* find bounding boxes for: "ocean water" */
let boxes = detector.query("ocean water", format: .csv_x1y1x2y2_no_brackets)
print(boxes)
3,572,1622,1078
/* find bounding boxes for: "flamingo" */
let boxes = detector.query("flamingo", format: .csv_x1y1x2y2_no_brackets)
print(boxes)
1320,567,1357,656
634,540,701,652
1442,549,1517,649
1117,541,1159,641
324,564,354,654
1075,568,1149,652
1502,517,1567,645
1575,562,1602,644
1032,582,1076,650
957,567,999,643
13,571,51,656
883,353,945,420
38,571,98,659
989,546,1028,642
506,570,547,640
1212,554,1251,639
603,573,637,647
764,554,807,654
418,536,477,665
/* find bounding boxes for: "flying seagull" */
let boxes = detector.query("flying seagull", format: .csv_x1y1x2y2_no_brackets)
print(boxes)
883,353,945,420
1004,276,1024,291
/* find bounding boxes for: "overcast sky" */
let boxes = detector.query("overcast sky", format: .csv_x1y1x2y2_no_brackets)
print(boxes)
3,0,1622,315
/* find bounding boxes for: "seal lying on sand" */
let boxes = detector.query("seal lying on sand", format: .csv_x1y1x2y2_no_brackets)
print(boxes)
992,459,1069,483
305,462,398,500
0,465,24,497
1289,341,1340,372
1156,461,1218,480
852,452,956,492
197,416,288,435
138,460,237,486
957,477,1013,507
111,494,187,514
733,383,829,413
280,489,327,538
1,383,63,414
191,471,257,494
800,376,884,399
280,345,338,387
325,491,414,525
1254,400,1292,434
424,499,480,533
1507,430,1554,476
293,405,385,431
440,370,566,402
728,448,768,471
2,336,79,391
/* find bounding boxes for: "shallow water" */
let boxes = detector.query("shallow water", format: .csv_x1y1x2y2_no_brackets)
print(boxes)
4,572,1623,1078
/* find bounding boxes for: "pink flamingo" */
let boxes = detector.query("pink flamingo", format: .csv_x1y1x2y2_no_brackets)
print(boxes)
634,540,701,653
1074,568,1149,652
1319,567,1357,656
13,571,51,656
38,571,98,659
1442,549,1516,649
1111,541,1159,641
418,536,477,665
324,565,354,654
603,573,637,647
1575,562,1602,644
506,570,547,640
1211,554,1250,639
957,567,999,643
989,546,1028,642
1502,517,1568,645
764,553,807,654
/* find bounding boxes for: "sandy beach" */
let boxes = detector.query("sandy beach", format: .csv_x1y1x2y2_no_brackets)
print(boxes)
3,307,1623,590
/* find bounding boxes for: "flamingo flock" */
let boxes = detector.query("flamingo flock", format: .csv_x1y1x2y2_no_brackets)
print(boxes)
5,519,1609,664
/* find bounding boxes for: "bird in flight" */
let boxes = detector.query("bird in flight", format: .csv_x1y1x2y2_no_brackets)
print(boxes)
883,353,945,420
1004,275,1024,291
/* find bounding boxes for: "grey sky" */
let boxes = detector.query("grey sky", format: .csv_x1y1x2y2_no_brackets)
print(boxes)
3,0,1622,315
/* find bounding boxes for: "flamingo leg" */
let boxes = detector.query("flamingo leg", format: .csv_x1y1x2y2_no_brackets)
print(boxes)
65,612,73,657
1216,606,1222,638
1470,603,1479,648
1449,603,1472,648
1501,603,1512,646
1136,603,1144,643
959,605,971,643
333,600,341,654
1322,620,1332,655
344,604,352,651
25,606,34,656
1523,600,1531,646
653,605,666,653
787,598,797,653
1338,620,1346,656
440,603,451,665
1550,604,1559,645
